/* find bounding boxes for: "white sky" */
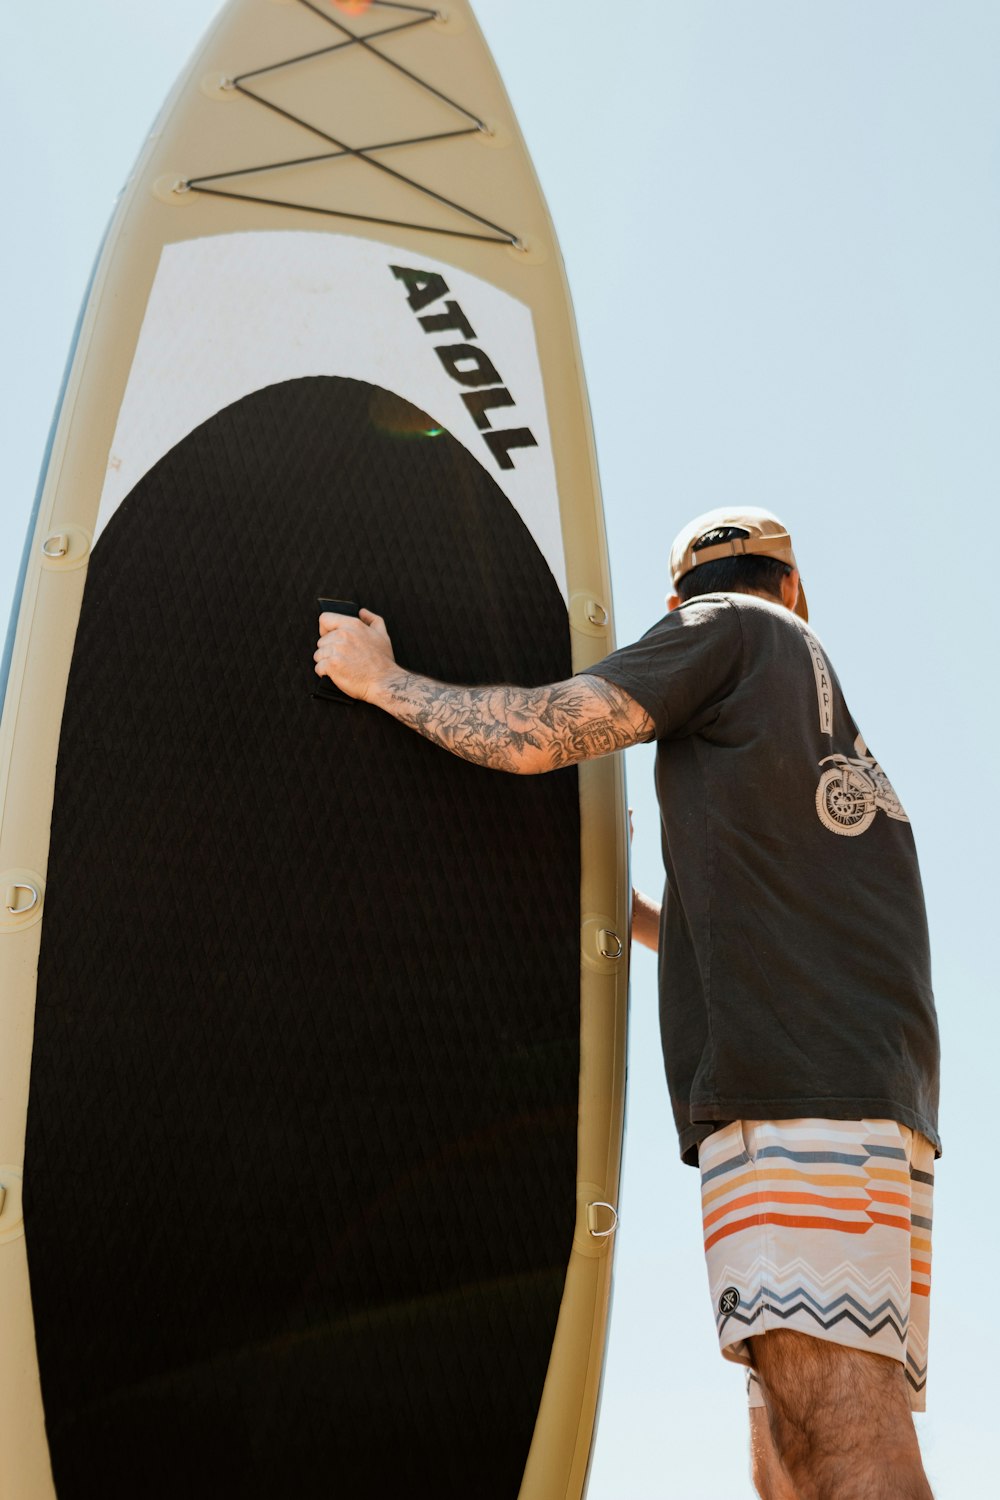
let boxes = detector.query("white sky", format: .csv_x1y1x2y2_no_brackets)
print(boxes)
2,3,997,1495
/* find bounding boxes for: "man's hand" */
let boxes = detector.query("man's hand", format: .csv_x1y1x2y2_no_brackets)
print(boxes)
314,608,397,701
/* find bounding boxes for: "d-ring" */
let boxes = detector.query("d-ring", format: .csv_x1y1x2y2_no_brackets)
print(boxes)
598,929,623,961
6,884,40,916
587,1201,619,1238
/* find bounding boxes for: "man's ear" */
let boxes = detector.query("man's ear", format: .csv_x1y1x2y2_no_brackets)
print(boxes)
667,593,681,612
780,569,801,613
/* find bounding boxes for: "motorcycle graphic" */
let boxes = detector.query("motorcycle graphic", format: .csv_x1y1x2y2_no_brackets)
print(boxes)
815,735,909,837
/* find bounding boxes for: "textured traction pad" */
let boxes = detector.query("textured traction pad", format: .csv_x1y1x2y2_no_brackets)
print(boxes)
25,378,580,1499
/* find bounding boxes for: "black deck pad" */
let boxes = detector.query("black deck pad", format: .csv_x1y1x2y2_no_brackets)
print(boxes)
25,377,580,1500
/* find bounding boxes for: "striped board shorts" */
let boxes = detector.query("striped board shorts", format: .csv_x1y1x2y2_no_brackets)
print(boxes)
698,1118,935,1411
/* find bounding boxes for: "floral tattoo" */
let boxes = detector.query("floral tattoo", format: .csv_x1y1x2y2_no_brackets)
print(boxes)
381,672,655,773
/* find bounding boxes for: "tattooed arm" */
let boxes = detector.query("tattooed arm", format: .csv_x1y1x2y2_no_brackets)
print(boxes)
314,608,654,773
373,670,654,772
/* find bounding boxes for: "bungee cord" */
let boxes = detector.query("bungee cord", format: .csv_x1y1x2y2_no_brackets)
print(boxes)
183,0,519,246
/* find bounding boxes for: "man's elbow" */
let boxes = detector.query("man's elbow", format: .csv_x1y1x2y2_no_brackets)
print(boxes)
513,743,552,776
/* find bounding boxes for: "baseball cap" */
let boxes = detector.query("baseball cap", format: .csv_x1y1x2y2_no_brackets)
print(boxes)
669,506,808,621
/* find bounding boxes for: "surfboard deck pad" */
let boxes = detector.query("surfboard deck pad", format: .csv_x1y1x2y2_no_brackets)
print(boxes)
26,378,580,1498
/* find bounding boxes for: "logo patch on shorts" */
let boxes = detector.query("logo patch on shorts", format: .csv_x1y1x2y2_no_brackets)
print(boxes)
719,1287,741,1316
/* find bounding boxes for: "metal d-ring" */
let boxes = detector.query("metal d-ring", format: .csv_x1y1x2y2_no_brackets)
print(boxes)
42,535,68,559
598,928,623,961
6,884,40,917
588,1201,619,1238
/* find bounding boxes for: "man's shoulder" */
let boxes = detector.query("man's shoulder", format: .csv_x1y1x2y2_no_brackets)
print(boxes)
643,594,739,638
663,594,827,677
676,592,812,641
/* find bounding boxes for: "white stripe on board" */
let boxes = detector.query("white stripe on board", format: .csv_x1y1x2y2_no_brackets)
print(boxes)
95,231,568,600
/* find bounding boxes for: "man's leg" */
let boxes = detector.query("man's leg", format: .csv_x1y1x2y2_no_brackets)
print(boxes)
750,1329,932,1500
750,1403,799,1500
698,1119,937,1500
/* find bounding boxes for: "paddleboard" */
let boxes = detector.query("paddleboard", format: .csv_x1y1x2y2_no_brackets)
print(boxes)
0,4,628,1496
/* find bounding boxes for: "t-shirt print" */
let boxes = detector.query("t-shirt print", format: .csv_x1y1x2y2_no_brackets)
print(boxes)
798,624,909,836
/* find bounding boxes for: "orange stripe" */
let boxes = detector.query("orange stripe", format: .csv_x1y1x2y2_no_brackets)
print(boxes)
911,1259,931,1275
865,1210,911,1232
701,1169,759,1207
704,1213,872,1252
703,1189,868,1231
863,1166,911,1185
865,1189,910,1207
911,1283,931,1297
912,1236,932,1253
750,1168,869,1186
701,1166,868,1208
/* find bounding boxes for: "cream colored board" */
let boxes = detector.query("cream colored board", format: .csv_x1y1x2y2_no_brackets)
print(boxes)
0,4,628,1496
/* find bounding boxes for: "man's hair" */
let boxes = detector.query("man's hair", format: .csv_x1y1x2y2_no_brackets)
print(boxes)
675,554,791,603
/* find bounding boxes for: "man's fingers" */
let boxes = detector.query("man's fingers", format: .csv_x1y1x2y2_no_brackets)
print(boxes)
358,607,389,639
319,609,385,636
359,608,393,655
314,643,341,678
317,615,363,648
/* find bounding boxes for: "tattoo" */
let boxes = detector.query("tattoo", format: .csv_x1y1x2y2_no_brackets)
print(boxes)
383,671,655,773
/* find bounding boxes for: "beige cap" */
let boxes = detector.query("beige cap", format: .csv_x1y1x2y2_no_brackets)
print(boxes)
669,506,808,621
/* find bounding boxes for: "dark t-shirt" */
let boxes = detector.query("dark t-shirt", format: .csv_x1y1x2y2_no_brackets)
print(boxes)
590,594,940,1166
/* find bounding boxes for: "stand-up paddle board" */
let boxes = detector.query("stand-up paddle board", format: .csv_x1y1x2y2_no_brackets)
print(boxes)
0,4,629,1496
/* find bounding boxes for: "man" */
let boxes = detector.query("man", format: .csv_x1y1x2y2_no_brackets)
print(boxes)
314,507,940,1500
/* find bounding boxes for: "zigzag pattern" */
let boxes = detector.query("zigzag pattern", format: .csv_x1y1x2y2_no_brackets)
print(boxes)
713,1253,911,1303
700,1120,936,1410
712,1254,910,1342
906,1351,928,1393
